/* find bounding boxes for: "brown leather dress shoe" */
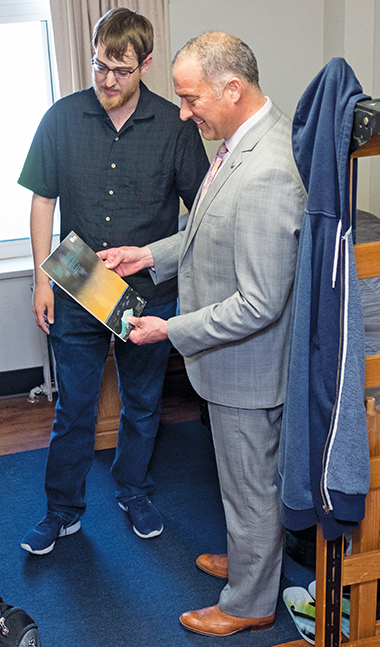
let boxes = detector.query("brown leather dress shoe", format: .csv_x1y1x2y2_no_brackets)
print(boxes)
196,553,284,580
196,553,228,578
180,605,275,636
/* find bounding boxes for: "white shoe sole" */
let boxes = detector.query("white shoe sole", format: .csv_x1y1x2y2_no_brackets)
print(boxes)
21,520,81,555
132,524,163,539
118,502,163,539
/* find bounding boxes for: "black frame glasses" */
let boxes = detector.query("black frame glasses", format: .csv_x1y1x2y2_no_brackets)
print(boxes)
91,58,140,79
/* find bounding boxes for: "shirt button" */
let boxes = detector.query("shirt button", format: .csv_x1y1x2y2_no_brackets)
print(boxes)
103,242,108,247
106,217,110,221
111,163,116,168
109,190,114,195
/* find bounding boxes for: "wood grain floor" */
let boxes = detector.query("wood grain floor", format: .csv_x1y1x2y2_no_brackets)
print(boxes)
0,356,201,456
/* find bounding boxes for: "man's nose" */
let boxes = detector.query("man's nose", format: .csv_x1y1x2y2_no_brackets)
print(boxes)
179,99,192,121
105,69,117,84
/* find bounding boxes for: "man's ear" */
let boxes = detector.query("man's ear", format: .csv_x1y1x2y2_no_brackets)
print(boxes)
140,55,153,75
226,76,242,104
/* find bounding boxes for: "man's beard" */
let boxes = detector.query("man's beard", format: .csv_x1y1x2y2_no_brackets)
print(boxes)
93,74,140,111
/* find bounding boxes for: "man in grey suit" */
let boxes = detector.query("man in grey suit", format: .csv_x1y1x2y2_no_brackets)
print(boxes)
99,32,306,636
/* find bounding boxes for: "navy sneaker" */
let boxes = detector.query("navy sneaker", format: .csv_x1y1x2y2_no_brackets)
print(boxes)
118,496,163,538
21,511,81,555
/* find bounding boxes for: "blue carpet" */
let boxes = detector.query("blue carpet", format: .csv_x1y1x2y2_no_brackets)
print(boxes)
0,419,314,646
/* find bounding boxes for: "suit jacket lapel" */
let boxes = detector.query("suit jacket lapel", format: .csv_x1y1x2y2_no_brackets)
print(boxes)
186,151,241,240
181,103,282,260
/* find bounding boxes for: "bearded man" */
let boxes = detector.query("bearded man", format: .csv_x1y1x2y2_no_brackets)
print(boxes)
18,7,208,555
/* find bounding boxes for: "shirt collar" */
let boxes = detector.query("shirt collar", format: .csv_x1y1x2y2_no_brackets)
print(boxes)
225,97,272,154
83,81,155,122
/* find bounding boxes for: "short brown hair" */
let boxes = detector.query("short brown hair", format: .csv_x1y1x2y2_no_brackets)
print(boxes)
92,7,153,64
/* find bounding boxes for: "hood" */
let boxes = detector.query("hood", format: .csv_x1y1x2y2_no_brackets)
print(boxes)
292,57,368,230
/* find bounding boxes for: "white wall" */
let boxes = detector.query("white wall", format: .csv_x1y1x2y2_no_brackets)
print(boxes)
169,0,324,160
339,0,380,214
169,0,324,120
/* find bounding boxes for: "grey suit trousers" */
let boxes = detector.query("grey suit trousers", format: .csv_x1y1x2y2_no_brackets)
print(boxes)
208,402,284,618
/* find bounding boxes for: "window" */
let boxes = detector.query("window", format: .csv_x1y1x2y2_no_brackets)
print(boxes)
0,1,59,260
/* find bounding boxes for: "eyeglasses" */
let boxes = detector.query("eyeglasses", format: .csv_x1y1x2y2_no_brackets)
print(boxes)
91,58,140,79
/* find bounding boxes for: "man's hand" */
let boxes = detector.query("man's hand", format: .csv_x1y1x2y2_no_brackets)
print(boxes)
127,316,168,345
33,282,54,334
97,245,154,277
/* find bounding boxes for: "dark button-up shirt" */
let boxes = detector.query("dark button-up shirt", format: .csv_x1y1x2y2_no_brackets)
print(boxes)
18,82,209,305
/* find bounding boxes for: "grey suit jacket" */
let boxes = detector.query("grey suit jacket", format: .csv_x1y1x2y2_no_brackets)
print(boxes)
149,103,307,409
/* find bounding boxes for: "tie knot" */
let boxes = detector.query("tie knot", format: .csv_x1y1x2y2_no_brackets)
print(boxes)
216,142,228,160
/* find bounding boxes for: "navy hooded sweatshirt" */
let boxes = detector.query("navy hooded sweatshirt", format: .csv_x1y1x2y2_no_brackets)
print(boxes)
277,58,371,541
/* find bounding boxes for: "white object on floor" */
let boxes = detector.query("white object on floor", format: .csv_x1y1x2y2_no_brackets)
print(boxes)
283,586,316,644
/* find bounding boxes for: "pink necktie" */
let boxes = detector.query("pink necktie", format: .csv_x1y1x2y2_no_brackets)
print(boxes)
196,142,228,213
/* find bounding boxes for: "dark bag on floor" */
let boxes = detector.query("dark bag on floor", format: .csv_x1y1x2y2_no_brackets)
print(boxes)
0,598,42,647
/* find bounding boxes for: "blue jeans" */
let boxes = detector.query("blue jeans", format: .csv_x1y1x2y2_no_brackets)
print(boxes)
46,287,176,518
